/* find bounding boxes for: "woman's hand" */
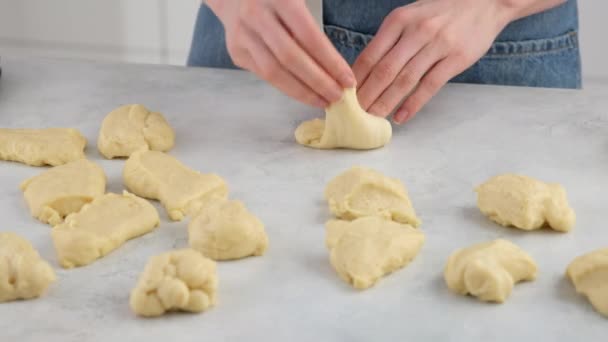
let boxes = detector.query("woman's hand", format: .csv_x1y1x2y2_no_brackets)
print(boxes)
353,0,550,124
207,0,355,108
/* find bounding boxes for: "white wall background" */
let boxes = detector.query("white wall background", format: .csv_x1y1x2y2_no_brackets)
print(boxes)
0,0,605,79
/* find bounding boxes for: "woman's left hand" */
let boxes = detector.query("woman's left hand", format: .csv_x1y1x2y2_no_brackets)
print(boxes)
353,0,518,124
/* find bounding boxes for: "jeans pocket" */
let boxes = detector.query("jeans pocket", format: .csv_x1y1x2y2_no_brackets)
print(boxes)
485,30,580,58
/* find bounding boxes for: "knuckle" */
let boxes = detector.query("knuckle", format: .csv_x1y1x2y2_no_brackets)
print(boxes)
357,54,376,72
394,70,418,90
422,75,444,92
437,30,457,49
418,17,441,35
371,62,396,83
276,49,298,65
370,99,392,116
260,66,280,82
389,8,410,23
240,0,260,19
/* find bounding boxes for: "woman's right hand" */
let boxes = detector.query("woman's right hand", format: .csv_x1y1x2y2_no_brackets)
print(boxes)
207,0,355,108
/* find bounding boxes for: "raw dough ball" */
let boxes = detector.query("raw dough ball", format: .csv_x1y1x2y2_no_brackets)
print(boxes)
0,232,56,302
295,88,392,150
476,174,575,232
123,150,228,221
566,248,608,317
325,166,420,227
52,191,160,268
444,239,538,303
20,159,106,226
188,200,268,260
98,104,175,159
326,216,424,289
130,249,217,317
0,128,86,166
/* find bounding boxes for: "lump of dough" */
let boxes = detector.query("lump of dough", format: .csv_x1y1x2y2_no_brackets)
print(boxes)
130,249,217,317
294,88,392,150
326,216,424,290
123,150,228,221
98,104,175,159
566,248,608,317
20,159,106,226
0,128,86,166
325,166,420,227
188,200,268,260
0,232,56,302
476,174,575,232
444,239,537,303
51,191,160,268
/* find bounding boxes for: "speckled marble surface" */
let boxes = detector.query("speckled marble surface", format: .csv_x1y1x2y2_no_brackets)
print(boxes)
0,57,606,341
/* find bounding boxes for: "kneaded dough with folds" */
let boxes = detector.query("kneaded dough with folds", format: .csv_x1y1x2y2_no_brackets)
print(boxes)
444,239,537,303
326,216,424,290
98,104,175,159
188,200,268,261
476,174,575,232
295,88,392,150
325,166,420,227
123,150,228,221
566,248,608,317
130,249,217,317
52,191,159,268
20,159,106,226
0,128,86,166
0,232,56,302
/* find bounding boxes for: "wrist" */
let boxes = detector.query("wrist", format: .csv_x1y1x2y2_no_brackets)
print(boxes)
495,0,567,22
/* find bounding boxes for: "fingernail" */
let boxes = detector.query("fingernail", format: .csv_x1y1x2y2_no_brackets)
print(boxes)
393,110,408,125
339,72,356,88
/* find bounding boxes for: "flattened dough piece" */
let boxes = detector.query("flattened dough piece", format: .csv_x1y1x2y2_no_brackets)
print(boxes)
130,249,217,317
188,200,268,260
295,88,392,150
123,150,228,221
444,239,537,303
51,191,159,268
326,216,424,290
20,159,106,226
98,104,175,159
476,174,575,232
0,128,86,166
0,232,56,302
566,248,608,317
325,166,420,227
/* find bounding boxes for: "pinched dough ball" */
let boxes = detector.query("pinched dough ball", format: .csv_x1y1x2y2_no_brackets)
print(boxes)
444,239,538,303
188,200,268,261
20,159,106,226
98,104,175,159
295,88,392,150
566,248,608,317
123,150,228,221
476,174,575,232
325,166,420,227
326,216,424,290
130,249,217,317
52,191,160,268
0,232,56,302
0,128,86,166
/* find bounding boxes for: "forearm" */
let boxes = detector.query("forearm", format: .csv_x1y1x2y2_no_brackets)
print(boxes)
498,0,567,21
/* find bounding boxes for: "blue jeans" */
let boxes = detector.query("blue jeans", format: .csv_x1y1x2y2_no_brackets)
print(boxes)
188,0,581,89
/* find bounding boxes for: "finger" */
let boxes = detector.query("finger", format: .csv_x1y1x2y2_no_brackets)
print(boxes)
356,32,428,112
351,10,407,85
368,42,446,118
277,1,355,88
252,9,342,104
242,26,329,108
394,57,460,124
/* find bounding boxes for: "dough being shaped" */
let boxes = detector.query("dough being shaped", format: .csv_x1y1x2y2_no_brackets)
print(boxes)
0,232,56,302
51,191,159,268
326,216,424,290
325,166,420,227
0,128,86,166
98,104,175,159
444,239,537,303
295,88,392,150
123,150,228,221
476,174,575,232
566,248,608,317
188,200,268,260
20,159,106,226
130,249,217,317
